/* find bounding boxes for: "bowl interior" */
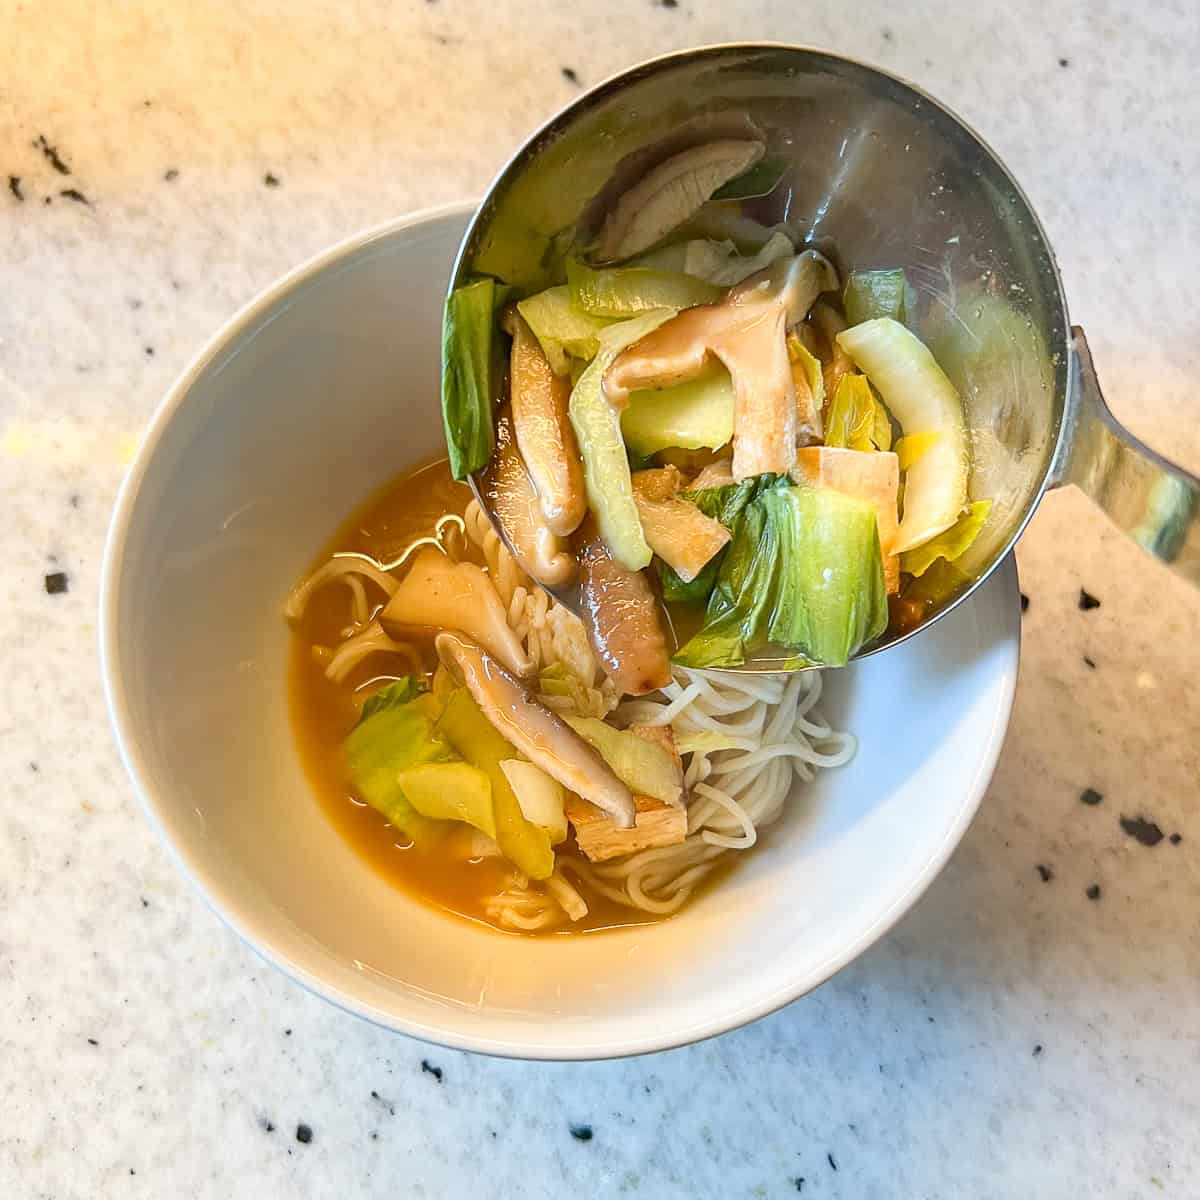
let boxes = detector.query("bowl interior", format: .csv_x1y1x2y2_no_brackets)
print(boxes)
104,207,1020,1058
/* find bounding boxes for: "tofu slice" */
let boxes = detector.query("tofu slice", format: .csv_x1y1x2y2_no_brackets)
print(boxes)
566,724,688,862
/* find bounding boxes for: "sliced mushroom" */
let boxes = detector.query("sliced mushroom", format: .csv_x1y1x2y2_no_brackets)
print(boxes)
502,310,586,536
631,469,730,583
380,547,532,676
435,631,636,829
484,417,576,588
604,252,839,480
594,139,766,263
576,526,672,696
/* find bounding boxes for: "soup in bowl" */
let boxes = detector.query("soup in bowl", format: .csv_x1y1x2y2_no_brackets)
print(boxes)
101,204,1020,1057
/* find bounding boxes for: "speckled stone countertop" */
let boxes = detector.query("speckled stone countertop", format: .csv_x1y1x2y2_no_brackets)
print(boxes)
3,3,1199,1197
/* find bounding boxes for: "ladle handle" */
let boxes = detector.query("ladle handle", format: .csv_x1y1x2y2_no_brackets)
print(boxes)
1060,327,1200,583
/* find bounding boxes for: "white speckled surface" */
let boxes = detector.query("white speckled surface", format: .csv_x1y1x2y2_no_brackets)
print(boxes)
3,3,1200,1196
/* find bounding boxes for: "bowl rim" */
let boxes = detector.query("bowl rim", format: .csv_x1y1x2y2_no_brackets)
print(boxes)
99,201,1021,1060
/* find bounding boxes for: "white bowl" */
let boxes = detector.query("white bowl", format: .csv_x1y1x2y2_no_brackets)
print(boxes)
100,203,1020,1060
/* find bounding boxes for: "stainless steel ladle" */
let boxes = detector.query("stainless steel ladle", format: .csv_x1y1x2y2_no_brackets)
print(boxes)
449,44,1200,669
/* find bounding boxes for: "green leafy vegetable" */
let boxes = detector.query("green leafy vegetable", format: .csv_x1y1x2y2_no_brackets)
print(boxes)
344,687,453,843
515,285,613,376
567,258,722,318
763,486,888,666
787,333,825,413
569,309,677,570
563,717,682,805
396,761,496,840
435,687,554,880
658,477,763,608
900,500,993,577
712,156,788,201
620,367,735,456
442,279,505,480
843,269,912,326
674,481,888,668
357,676,428,724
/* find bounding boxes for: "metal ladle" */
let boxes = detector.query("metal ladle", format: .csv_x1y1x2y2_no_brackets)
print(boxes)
449,44,1200,669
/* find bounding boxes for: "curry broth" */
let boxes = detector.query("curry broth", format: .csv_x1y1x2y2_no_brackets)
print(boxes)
288,458,666,935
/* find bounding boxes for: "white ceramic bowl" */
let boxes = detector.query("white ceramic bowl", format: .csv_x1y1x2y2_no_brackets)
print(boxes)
100,203,1020,1060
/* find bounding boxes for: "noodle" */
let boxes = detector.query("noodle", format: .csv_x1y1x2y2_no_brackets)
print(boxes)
289,491,853,932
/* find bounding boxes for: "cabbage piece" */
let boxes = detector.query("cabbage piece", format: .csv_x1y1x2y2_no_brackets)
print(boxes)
499,760,568,844
824,374,879,452
567,258,722,318
843,269,913,326
787,332,825,442
515,285,613,376
435,687,555,880
344,681,453,844
674,730,752,755
837,318,969,553
563,716,683,806
396,762,496,841
895,431,943,471
620,366,735,456
900,500,993,578
633,232,794,288
568,309,677,570
441,278,508,480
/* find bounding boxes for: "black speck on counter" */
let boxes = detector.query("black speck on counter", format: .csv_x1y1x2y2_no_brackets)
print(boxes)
60,188,90,205
1080,788,1103,807
144,346,155,357
295,1124,313,1144
140,897,149,908
827,1153,838,1171
45,571,69,595
793,1179,805,1192
284,1028,292,1036
87,1037,98,1046
1083,655,1096,669
421,1059,443,1082
1058,56,1070,67
659,0,678,7
35,134,71,175
1170,833,1183,846
561,66,579,84
1036,864,1053,882
69,492,80,509
30,761,39,773
371,1090,396,1116
569,1123,593,1142
258,1116,275,1133
1119,815,1165,847
1086,883,1101,901
8,175,22,201
1079,589,1101,610
264,173,281,187
1033,1044,1043,1056
881,28,894,40
1020,592,1029,612
164,168,179,182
